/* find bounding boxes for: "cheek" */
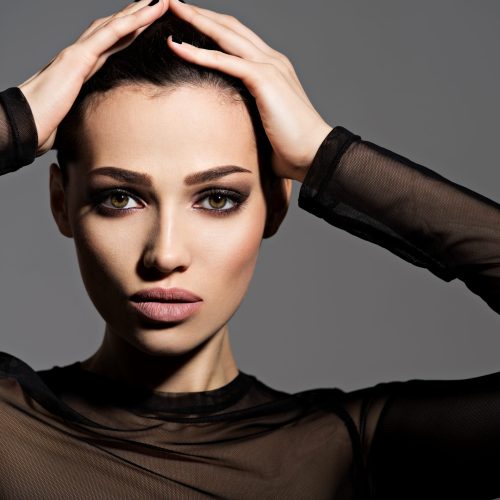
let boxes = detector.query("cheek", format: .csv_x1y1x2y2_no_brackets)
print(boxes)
71,217,142,300
204,218,261,279
194,201,266,312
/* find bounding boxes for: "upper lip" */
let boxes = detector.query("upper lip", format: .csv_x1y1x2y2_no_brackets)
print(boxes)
130,287,202,303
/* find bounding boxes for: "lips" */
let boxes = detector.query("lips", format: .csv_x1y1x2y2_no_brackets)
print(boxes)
129,287,203,323
130,287,202,303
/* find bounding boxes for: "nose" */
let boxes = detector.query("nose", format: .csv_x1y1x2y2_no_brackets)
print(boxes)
142,208,191,275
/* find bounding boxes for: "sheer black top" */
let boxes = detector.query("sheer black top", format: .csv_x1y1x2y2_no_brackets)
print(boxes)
1,86,500,499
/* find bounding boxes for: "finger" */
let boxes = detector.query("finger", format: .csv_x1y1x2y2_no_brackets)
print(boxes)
23,1,156,84
76,0,165,43
96,20,152,61
110,0,163,20
166,37,277,96
167,36,317,113
76,1,166,61
169,5,267,63
90,0,162,56
169,0,310,101
168,36,252,79
171,1,276,57
77,1,141,39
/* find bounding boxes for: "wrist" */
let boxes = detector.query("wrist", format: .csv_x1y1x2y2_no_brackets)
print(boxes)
294,122,334,183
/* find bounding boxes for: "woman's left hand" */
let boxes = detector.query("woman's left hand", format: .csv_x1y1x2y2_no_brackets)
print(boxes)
167,0,333,183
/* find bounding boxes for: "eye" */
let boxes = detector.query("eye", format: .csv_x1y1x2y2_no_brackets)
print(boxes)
89,188,143,214
88,186,249,217
195,188,248,216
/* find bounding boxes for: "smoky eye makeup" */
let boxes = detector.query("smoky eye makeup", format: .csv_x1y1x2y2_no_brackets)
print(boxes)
194,186,250,217
84,183,252,217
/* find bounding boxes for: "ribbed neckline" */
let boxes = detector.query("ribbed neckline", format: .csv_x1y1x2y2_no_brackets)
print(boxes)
54,362,255,414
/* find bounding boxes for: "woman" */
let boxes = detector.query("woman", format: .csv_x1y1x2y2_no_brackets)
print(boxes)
1,0,499,498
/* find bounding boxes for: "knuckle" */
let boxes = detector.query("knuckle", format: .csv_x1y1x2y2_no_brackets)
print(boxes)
274,51,292,67
108,15,131,34
56,45,89,76
224,14,239,25
254,61,277,82
58,45,77,62
110,14,127,26
276,56,295,75
210,50,224,63
88,17,106,29
263,61,280,74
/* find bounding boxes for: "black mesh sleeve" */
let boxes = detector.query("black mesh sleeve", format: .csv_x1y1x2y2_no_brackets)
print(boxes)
367,371,500,499
0,86,38,175
300,126,500,498
299,126,500,315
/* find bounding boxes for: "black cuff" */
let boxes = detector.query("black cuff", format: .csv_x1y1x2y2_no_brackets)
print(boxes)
298,125,361,218
0,86,38,175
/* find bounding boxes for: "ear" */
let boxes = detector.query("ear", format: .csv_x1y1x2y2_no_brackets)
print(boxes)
49,162,73,238
262,177,293,239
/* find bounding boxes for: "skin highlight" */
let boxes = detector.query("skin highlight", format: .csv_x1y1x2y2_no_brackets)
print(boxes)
49,84,292,394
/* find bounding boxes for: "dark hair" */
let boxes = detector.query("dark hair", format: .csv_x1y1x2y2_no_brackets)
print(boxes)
54,9,280,234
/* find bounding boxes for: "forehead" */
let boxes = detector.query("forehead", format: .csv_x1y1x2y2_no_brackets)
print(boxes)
75,85,259,180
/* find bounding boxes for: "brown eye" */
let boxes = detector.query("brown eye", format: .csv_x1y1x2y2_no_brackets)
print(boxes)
208,193,228,210
195,188,246,216
110,193,130,209
93,189,142,212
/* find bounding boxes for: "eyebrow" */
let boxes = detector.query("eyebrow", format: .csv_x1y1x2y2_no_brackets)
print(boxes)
88,165,253,186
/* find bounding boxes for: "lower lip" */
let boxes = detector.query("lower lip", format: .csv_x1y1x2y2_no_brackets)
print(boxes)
130,301,203,322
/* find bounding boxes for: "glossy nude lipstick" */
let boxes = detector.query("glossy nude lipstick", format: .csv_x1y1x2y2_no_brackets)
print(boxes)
129,287,203,322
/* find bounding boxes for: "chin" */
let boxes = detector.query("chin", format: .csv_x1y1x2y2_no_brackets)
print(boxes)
114,320,223,358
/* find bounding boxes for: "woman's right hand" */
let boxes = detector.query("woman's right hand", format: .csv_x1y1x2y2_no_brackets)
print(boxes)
17,0,168,158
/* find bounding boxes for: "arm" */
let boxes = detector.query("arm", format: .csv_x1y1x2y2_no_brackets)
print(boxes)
0,1,170,178
298,126,500,315
366,371,500,499
0,87,38,175
338,370,500,499
301,127,500,497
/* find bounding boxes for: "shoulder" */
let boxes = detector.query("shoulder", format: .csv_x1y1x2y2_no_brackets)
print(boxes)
0,350,33,389
0,350,50,391
0,351,102,429
0,350,43,407
0,350,69,421
0,351,47,441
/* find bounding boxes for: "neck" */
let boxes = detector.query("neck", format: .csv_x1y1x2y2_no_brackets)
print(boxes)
80,323,239,394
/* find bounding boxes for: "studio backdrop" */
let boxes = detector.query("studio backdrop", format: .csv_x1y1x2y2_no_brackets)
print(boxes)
1,0,499,393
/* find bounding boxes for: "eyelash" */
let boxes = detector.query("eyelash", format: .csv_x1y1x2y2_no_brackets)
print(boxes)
88,187,248,217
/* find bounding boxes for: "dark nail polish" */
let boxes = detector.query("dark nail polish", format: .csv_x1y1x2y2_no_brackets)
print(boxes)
179,0,186,3
172,35,183,44
148,0,160,6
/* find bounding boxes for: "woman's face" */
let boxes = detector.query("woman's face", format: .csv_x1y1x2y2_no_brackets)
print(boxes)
50,85,272,357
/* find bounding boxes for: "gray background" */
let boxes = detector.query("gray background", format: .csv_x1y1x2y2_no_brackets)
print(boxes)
1,0,499,394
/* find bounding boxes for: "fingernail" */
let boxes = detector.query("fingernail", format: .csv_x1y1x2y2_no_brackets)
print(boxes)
148,0,160,5
179,0,186,3
172,35,183,44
